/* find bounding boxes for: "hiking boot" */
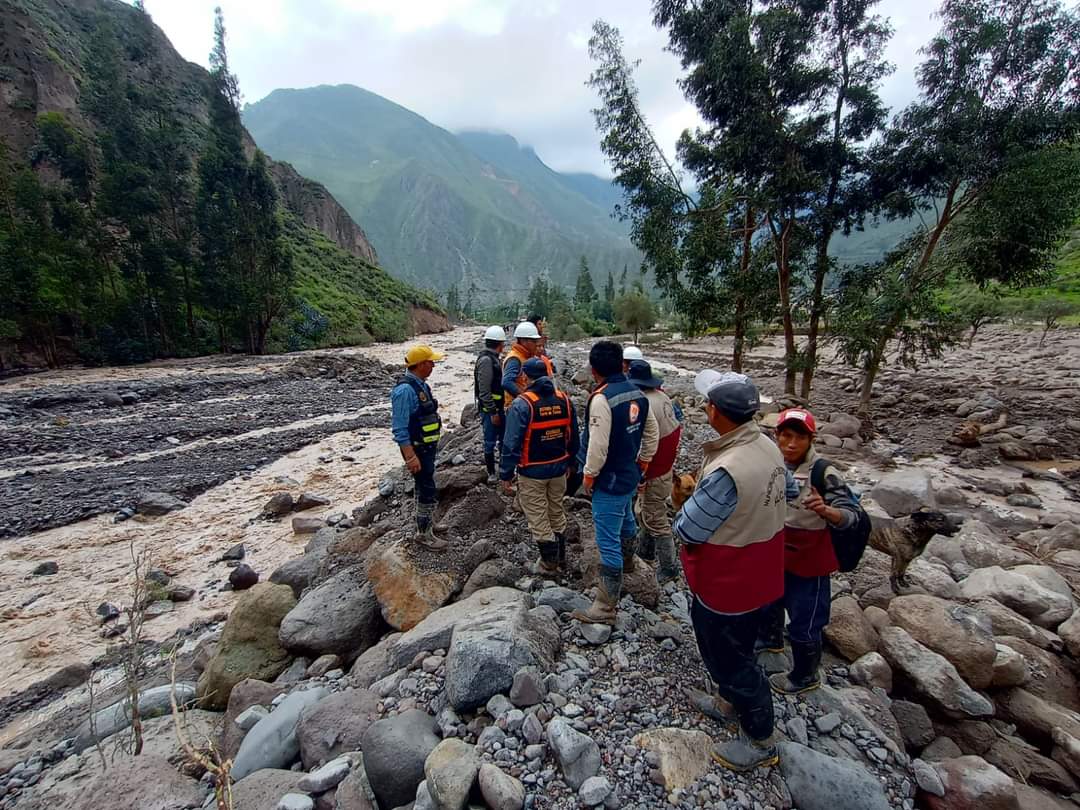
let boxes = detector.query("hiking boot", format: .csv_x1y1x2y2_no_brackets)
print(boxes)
414,526,449,552
621,534,638,573
571,565,621,626
484,453,497,485
711,730,778,772
654,534,680,584
532,540,560,577
685,688,737,732
769,641,822,695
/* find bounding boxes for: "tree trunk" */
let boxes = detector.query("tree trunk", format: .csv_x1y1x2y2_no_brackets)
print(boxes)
772,217,797,395
732,298,745,373
801,239,830,401
858,330,890,415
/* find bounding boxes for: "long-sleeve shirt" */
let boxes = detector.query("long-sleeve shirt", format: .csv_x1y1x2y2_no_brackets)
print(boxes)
390,371,427,448
582,394,659,479
789,458,860,530
674,467,800,545
502,354,526,398
475,352,499,412
500,377,580,480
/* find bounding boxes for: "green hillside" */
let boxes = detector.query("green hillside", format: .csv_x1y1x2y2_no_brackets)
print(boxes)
243,85,641,299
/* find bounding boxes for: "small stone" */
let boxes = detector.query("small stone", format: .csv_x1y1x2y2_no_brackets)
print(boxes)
143,600,173,620
787,717,809,746
31,561,59,576
263,493,295,517
296,756,351,792
96,602,120,622
229,564,259,590
276,794,314,810
452,454,467,466
221,543,246,561
912,758,944,797
487,694,514,719
479,762,526,810
292,517,324,534
510,667,547,708
562,704,584,719
578,624,611,645
522,713,544,745
167,585,196,602
234,705,268,732
578,775,612,806
815,713,842,734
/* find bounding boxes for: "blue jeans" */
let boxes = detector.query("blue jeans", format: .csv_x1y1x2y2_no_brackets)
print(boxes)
481,411,504,455
784,572,831,644
591,489,638,571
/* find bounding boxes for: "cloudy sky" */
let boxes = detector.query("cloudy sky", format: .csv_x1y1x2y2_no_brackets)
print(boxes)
141,0,943,177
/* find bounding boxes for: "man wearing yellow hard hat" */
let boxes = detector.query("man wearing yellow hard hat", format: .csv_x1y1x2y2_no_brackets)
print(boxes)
392,345,448,551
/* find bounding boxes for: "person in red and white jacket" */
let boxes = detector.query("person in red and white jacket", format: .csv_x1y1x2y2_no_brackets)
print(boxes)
626,359,683,583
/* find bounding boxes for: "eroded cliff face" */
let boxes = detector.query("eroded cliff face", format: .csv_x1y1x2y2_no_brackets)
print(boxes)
268,161,379,265
1,0,379,266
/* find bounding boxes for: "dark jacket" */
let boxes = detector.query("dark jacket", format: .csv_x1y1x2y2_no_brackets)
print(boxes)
501,377,580,480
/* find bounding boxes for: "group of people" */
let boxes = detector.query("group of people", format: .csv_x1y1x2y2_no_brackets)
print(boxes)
391,325,859,773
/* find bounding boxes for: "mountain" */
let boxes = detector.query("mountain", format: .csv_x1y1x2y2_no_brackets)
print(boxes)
243,85,640,297
0,0,443,365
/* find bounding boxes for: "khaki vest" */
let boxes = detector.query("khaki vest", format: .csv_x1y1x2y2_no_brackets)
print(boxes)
643,389,680,439
786,448,831,531
698,421,787,550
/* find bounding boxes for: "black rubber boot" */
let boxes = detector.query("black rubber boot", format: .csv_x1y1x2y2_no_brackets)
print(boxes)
654,534,680,584
769,640,822,695
638,531,656,562
621,534,638,573
754,601,785,655
711,729,779,772
533,539,560,576
555,532,567,570
484,452,497,484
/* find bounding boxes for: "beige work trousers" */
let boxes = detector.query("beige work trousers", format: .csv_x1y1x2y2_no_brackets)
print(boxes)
518,474,568,543
637,469,673,537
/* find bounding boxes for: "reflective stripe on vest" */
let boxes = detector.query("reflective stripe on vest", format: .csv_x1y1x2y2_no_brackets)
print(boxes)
519,390,572,468
398,374,442,448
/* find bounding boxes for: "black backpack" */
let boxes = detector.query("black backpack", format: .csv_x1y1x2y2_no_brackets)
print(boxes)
810,458,871,573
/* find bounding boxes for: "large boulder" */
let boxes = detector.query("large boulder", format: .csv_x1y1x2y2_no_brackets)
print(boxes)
367,540,460,631
819,413,862,440
547,717,601,790
959,566,1074,629
231,769,304,810
869,469,935,517
631,728,712,792
297,688,380,768
1051,728,1080,781
461,559,526,598
220,679,287,759
926,521,1029,574
824,596,880,662
984,737,1078,795
361,710,441,810
887,595,996,689
435,466,487,500
990,644,1029,689
579,526,660,608
994,636,1078,711
777,741,891,810
231,686,329,781
1060,609,1080,658
72,682,196,753
926,756,1019,810
968,598,1063,652
902,558,962,600
891,699,935,749
349,588,526,686
994,688,1080,747
444,601,560,711
278,568,385,660
878,627,993,718
478,763,525,810
424,739,481,810
73,754,203,810
196,583,296,710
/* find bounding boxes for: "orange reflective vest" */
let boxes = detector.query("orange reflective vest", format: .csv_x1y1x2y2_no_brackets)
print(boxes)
519,389,573,468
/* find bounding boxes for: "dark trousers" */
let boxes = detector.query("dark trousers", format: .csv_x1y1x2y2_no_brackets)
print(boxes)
760,572,832,647
481,411,504,455
691,597,774,741
414,447,438,504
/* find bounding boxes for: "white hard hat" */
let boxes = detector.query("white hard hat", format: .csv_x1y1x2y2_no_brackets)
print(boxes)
623,345,644,361
484,325,507,342
514,321,541,340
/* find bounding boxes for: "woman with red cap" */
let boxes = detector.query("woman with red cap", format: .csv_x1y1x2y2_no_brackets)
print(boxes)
762,408,860,695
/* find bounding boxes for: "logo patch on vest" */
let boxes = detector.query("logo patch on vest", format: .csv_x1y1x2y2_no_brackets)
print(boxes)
628,402,640,424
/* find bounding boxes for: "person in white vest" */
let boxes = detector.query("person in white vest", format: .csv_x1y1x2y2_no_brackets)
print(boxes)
674,370,798,772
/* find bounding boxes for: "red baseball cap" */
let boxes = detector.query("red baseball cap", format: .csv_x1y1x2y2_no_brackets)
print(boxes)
777,408,817,433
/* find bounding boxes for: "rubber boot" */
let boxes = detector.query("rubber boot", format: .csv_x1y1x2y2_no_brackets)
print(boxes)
621,534,638,573
769,640,822,695
484,452,497,485
654,534,680,584
571,565,621,626
533,539,560,576
414,502,449,552
685,687,737,732
555,532,567,571
638,531,656,563
711,728,779,772
754,601,785,655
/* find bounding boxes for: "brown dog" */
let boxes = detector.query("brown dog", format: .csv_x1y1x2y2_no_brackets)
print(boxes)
671,472,697,512
868,508,962,591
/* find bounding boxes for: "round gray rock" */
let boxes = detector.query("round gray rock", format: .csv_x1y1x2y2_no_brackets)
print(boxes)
361,709,440,810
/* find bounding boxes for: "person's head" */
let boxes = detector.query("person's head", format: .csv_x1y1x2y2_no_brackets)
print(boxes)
523,357,548,382
483,324,506,354
694,370,760,435
513,321,542,356
404,345,445,380
527,314,546,335
589,340,623,382
775,408,817,465
626,359,662,390
622,345,644,372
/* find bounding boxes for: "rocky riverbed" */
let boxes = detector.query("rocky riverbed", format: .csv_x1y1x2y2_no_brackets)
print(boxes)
0,324,1079,810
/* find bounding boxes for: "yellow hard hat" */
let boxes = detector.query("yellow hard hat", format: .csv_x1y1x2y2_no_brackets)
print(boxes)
404,345,446,367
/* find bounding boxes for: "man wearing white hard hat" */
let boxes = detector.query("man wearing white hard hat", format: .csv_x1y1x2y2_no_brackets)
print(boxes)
501,321,543,407
622,345,644,372
475,325,507,483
